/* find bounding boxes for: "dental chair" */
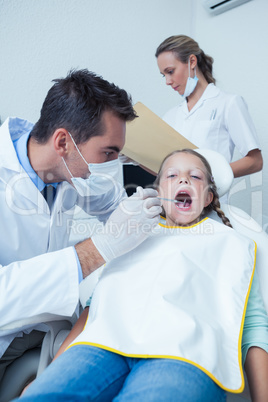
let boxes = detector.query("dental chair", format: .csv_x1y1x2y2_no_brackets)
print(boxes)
0,316,75,401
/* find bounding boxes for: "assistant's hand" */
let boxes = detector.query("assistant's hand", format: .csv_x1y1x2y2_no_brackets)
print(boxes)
91,186,161,262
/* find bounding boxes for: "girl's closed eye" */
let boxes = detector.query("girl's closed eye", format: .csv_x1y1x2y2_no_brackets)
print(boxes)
166,170,178,179
190,170,204,180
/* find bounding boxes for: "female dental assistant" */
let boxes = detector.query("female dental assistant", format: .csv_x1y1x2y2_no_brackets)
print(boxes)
156,35,263,179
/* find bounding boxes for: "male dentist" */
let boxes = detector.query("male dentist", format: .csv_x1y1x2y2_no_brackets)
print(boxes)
0,69,161,381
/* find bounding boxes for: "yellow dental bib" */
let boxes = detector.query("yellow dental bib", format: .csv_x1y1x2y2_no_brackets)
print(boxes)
70,218,256,392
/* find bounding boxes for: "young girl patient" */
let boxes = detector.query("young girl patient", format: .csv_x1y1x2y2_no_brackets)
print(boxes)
19,150,268,401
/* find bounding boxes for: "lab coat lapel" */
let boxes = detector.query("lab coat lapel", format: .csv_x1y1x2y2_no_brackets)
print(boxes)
48,182,78,250
5,170,50,215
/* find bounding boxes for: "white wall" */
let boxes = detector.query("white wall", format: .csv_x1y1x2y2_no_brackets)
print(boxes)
193,0,268,226
0,0,267,224
0,0,191,121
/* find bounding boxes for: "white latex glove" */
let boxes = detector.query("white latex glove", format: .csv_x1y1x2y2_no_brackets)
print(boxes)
91,186,161,262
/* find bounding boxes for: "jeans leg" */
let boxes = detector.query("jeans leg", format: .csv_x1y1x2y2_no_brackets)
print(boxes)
114,358,226,402
19,345,130,401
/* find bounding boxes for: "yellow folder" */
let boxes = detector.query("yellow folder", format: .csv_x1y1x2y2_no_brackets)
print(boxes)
122,102,197,174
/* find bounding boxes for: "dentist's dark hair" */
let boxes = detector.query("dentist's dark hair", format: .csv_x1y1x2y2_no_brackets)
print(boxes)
30,69,137,144
155,35,216,85
154,149,232,228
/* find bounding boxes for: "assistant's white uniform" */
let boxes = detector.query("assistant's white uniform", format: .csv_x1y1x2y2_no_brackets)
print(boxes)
0,117,125,357
70,218,256,392
163,84,260,163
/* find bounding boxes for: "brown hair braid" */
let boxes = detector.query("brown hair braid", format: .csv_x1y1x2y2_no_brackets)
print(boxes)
205,179,233,228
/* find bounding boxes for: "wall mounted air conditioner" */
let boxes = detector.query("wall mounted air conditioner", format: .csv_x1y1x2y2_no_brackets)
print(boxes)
202,0,253,16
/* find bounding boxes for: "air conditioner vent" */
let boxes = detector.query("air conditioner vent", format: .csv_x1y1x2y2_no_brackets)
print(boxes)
202,0,252,15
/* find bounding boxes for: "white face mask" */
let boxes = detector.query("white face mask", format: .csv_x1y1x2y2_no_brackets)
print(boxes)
182,60,198,99
62,132,121,197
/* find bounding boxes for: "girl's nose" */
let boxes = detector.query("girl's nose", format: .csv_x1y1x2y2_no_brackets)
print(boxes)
179,178,189,184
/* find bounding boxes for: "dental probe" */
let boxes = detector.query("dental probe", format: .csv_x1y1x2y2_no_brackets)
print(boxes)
157,197,187,206
157,197,176,202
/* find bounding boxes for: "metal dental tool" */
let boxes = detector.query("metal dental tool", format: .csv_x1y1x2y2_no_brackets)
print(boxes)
157,197,187,206
157,197,177,203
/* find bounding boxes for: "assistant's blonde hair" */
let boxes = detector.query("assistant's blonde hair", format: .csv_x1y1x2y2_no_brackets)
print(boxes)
155,35,216,85
154,149,232,228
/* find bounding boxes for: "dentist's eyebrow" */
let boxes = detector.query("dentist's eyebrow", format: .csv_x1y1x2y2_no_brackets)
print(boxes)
103,146,120,153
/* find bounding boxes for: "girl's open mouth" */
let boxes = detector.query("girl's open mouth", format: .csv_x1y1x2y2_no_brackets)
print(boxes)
174,191,192,210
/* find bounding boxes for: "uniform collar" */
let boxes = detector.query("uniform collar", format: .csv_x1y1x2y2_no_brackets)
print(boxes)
181,84,220,115
200,83,220,100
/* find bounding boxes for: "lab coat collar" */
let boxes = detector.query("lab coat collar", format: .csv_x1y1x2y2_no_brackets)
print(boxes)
0,117,77,215
0,118,50,213
0,117,34,172
182,84,220,116
199,83,220,100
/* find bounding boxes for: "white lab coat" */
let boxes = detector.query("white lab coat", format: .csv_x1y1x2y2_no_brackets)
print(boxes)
0,117,126,356
163,84,260,163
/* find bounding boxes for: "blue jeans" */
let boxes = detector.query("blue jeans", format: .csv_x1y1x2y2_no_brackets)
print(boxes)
19,345,226,401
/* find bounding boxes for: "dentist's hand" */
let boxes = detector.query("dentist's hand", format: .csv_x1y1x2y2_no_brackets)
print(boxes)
91,186,161,262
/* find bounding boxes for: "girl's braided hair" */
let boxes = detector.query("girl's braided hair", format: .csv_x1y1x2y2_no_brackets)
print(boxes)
154,149,232,228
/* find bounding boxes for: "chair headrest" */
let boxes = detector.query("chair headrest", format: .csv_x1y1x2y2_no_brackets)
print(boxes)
195,149,234,198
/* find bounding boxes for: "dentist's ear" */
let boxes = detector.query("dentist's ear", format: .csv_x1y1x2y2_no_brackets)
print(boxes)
53,129,70,156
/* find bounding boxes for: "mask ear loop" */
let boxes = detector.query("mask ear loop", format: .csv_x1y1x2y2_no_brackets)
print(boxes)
62,157,74,179
188,59,191,77
68,131,89,166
